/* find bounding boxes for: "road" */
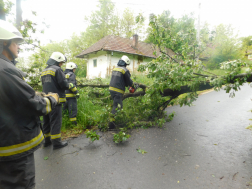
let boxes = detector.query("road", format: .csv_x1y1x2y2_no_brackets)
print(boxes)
35,84,252,189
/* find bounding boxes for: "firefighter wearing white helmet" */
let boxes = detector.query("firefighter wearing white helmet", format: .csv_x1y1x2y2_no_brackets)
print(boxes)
41,52,74,150
0,20,59,188
108,55,135,129
0,19,24,65
63,62,79,125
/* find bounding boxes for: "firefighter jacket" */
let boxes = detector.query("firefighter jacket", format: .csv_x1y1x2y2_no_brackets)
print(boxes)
64,69,78,98
0,54,57,162
109,65,134,94
41,65,70,103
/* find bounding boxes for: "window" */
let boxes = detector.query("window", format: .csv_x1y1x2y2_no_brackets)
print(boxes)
93,59,97,67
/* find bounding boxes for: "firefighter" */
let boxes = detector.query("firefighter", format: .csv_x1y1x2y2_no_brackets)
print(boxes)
0,20,59,189
108,55,135,129
63,62,79,125
41,52,74,149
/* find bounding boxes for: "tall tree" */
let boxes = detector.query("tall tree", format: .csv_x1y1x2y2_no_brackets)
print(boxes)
82,0,117,47
145,11,200,61
205,24,242,69
240,35,252,58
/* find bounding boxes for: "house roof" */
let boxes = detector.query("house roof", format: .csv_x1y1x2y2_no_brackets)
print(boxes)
76,35,160,59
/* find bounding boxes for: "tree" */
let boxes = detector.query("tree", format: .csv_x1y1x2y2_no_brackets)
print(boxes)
205,24,243,69
240,35,252,58
81,0,118,47
118,8,145,38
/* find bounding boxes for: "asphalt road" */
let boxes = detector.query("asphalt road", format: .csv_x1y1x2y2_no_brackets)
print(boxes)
35,84,252,189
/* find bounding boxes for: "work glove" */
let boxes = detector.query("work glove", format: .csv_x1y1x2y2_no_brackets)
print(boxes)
35,91,46,97
44,92,60,104
69,83,74,89
76,93,80,99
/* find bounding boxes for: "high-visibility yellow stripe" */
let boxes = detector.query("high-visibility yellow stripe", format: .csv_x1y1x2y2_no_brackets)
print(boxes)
109,86,125,94
113,68,125,74
65,75,70,78
70,117,76,121
41,70,55,76
66,93,76,98
0,131,44,157
51,133,61,139
44,133,51,138
59,98,66,103
71,87,77,92
44,97,52,114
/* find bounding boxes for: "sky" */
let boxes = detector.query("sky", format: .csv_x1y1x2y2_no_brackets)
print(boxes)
5,0,252,57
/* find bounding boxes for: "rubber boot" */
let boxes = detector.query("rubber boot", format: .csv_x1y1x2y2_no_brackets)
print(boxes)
52,138,68,150
43,137,52,147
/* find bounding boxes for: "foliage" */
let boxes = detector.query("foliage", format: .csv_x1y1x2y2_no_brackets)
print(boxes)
240,35,252,57
84,130,100,142
204,24,243,69
113,128,131,143
137,148,147,154
0,0,13,19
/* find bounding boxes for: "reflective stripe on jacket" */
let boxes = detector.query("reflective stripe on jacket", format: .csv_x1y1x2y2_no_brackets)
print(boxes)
0,54,57,161
109,66,133,94
41,65,69,103
64,70,78,99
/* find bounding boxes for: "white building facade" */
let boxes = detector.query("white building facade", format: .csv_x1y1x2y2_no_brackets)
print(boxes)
86,51,152,79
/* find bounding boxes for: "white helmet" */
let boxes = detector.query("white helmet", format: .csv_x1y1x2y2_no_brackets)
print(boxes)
66,62,77,69
0,20,24,43
50,52,67,63
121,55,130,65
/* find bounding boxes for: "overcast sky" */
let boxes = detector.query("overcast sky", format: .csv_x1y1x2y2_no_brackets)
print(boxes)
17,0,251,42
5,0,252,59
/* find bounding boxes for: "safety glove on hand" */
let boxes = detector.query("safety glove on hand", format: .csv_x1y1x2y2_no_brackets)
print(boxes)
69,83,74,89
35,91,46,97
76,93,80,99
44,93,60,104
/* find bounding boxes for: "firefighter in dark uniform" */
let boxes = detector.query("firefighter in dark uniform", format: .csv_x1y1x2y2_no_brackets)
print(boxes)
41,52,74,149
63,62,79,125
0,20,59,189
109,55,135,129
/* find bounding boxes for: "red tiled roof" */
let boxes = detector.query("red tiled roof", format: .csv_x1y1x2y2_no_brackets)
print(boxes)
76,35,159,58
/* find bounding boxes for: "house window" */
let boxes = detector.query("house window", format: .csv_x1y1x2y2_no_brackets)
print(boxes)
93,59,97,67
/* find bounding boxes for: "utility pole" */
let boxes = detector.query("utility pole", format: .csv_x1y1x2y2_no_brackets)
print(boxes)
196,2,201,63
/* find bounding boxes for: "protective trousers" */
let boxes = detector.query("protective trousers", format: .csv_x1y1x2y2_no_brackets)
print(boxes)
43,104,62,141
0,153,35,189
63,98,77,123
110,91,123,114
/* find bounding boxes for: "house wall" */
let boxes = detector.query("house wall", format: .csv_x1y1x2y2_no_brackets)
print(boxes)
86,51,153,79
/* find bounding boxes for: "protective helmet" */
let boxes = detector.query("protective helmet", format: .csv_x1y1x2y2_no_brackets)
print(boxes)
46,52,67,66
50,52,67,63
121,55,130,65
66,62,78,69
0,20,24,43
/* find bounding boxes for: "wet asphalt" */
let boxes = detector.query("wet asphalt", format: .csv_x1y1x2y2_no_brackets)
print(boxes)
35,84,252,189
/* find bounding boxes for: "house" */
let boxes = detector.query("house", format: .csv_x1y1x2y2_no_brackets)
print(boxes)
76,34,167,79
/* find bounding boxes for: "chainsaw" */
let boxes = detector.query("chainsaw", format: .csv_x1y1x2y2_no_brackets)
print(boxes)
129,83,140,93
